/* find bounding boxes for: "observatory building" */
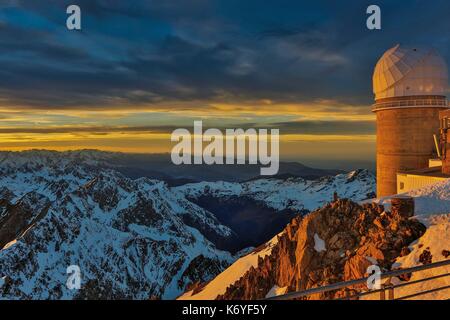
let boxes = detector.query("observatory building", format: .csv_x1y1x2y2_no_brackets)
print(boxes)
372,44,449,197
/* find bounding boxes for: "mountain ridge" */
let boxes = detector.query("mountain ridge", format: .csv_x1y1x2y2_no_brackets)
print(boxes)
0,149,345,185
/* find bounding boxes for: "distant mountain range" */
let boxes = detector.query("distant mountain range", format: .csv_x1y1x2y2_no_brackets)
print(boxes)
0,149,343,185
0,150,376,299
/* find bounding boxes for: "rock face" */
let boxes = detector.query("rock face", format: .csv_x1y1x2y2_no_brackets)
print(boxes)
217,199,426,300
0,192,50,249
175,169,376,252
179,255,230,293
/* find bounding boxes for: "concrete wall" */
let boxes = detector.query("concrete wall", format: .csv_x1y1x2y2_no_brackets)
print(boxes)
397,172,448,193
376,107,445,197
440,110,450,175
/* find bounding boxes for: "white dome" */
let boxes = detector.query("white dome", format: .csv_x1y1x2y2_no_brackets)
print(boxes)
373,44,448,100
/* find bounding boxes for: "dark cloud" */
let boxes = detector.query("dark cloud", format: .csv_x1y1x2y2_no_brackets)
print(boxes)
0,125,175,134
0,0,448,110
269,120,375,135
0,119,375,135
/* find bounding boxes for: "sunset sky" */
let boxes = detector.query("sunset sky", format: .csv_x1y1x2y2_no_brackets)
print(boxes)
0,0,449,169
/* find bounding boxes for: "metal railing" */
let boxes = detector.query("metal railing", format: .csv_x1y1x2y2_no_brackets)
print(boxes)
266,259,450,300
372,97,448,112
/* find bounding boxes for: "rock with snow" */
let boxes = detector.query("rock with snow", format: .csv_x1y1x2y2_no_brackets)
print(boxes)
181,199,426,300
314,233,326,252
363,180,450,300
393,214,450,299
174,169,376,251
178,234,280,300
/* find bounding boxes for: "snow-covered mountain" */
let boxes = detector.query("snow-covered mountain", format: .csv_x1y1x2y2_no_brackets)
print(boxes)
174,170,376,251
175,169,376,212
0,156,235,299
0,149,344,185
0,150,376,299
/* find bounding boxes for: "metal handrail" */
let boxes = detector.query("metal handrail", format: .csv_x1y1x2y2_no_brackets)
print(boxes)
396,285,450,300
372,97,448,112
266,259,450,300
339,272,450,300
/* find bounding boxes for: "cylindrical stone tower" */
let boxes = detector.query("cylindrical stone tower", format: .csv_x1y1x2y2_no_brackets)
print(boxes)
372,44,449,197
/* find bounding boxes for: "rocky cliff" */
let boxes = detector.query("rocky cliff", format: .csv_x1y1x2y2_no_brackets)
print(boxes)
215,198,426,300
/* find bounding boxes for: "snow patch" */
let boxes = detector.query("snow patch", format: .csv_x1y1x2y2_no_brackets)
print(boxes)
265,285,288,298
365,256,378,265
314,233,326,252
2,239,17,250
374,179,450,216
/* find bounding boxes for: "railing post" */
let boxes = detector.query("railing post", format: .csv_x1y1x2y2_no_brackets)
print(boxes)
383,278,395,300
379,289,385,300
387,287,394,300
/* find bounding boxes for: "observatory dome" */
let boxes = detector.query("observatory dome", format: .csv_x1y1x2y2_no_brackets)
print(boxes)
373,44,448,100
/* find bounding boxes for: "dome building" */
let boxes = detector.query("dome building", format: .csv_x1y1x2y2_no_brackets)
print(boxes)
372,44,449,197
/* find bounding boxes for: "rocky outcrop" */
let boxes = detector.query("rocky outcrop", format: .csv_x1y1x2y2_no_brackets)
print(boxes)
179,255,230,292
0,192,50,249
175,169,376,253
217,198,426,300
